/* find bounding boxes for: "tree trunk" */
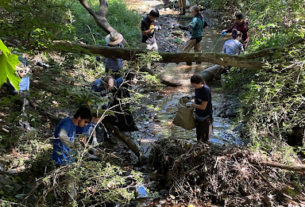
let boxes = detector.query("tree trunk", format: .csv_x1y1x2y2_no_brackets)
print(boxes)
200,64,223,81
79,0,116,34
52,41,264,69
103,122,141,158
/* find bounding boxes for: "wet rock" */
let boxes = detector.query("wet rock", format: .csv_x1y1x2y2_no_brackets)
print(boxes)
159,199,167,204
216,98,239,118
158,73,183,87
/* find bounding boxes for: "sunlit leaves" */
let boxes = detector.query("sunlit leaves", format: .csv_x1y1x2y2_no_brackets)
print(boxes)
0,39,20,90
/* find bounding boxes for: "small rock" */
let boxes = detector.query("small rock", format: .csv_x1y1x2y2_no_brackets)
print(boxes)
159,199,167,204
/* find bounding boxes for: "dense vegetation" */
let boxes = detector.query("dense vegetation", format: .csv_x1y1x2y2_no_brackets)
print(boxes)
213,0,305,156
0,0,304,206
0,0,141,49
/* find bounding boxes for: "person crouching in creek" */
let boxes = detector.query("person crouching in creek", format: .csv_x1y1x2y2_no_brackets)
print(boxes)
189,74,213,143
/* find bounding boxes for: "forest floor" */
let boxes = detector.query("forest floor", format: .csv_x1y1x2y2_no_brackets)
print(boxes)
0,0,304,206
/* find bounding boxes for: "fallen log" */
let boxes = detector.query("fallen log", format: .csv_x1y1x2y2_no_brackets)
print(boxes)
200,64,223,81
52,41,264,69
103,122,141,158
251,160,305,173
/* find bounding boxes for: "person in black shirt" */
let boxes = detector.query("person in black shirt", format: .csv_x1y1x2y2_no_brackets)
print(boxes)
141,9,160,51
190,74,213,142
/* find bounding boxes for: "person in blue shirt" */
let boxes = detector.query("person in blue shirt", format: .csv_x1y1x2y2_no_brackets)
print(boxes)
189,74,213,143
223,29,244,55
52,107,92,165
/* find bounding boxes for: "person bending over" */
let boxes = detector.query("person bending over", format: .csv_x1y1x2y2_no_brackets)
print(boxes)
52,107,92,165
179,6,207,65
190,74,213,143
223,29,244,55
222,13,249,48
91,72,138,132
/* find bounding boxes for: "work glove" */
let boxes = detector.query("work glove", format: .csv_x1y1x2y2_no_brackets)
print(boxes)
186,102,193,108
154,25,161,31
221,30,227,37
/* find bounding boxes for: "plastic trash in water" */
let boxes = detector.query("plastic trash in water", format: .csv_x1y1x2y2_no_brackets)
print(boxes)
136,185,149,199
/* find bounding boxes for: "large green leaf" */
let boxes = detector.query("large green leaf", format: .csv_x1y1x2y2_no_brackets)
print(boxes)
0,39,20,91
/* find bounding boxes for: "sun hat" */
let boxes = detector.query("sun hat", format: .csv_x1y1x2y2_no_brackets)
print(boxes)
105,32,124,45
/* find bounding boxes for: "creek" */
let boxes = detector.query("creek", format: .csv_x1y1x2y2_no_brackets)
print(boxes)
135,23,243,151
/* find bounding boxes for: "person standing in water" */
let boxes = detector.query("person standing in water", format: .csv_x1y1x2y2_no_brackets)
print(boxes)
222,13,250,48
141,9,161,51
189,74,213,143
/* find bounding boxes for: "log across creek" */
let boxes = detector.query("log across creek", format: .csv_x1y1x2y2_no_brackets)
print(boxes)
53,41,264,69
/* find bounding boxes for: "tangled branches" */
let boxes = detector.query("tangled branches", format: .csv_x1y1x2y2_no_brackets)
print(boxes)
150,139,305,206
25,160,143,206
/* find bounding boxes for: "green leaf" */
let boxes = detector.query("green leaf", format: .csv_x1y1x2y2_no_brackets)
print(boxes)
0,39,20,90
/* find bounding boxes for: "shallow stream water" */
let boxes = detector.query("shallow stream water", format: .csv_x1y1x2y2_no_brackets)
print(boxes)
135,24,242,149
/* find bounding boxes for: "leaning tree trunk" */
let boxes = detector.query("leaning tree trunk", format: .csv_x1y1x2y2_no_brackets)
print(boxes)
79,0,115,34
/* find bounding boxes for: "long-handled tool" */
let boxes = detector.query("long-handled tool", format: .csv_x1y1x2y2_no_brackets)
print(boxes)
209,35,223,53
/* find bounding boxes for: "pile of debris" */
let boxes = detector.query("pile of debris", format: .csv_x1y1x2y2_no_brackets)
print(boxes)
150,139,305,206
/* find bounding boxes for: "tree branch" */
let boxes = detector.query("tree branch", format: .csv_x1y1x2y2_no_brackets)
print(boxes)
251,160,305,173
78,0,115,34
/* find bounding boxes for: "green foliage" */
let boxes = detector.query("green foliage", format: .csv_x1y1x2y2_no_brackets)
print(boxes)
0,0,72,49
35,161,144,206
189,0,238,10
0,40,20,90
72,0,141,47
243,0,305,50
217,0,305,155
0,0,141,49
223,43,305,156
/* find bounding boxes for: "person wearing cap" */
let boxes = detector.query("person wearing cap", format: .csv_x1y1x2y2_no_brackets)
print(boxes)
105,32,124,78
221,13,250,48
141,9,161,51
223,29,244,55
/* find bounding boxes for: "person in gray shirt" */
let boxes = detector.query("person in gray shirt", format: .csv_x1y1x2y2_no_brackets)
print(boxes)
223,29,244,55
